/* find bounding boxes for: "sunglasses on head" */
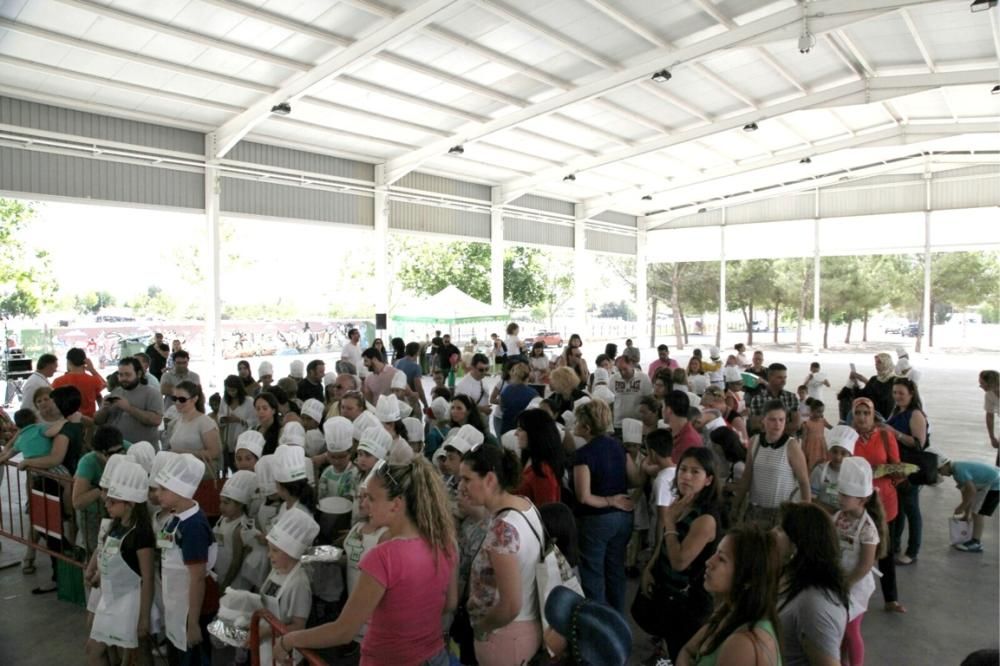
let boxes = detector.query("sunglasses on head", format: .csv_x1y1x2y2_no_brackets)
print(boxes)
372,459,403,491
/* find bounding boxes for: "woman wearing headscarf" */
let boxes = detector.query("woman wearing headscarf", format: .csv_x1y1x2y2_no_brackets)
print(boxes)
849,353,896,421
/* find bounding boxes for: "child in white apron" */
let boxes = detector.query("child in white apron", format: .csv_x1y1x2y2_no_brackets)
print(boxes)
317,416,360,502
351,427,390,524
242,454,281,590
86,460,155,665
147,451,179,643
341,477,389,657
810,425,859,514
258,509,319,665
153,453,219,664
834,457,885,666
234,430,263,473
213,470,257,592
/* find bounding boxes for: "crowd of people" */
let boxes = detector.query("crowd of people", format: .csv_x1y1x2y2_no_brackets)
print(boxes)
0,330,998,666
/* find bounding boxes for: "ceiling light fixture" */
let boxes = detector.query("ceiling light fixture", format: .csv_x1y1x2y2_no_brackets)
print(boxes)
800,157,812,164
641,194,653,201
651,69,672,83
743,122,759,132
698,207,708,214
563,173,576,181
970,0,997,12
270,102,292,116
448,145,464,155
992,84,1000,94
798,2,815,53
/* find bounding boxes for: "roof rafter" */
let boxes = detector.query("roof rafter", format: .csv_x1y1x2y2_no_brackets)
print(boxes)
899,8,936,72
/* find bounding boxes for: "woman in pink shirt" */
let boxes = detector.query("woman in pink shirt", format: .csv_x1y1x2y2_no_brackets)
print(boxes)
277,458,458,665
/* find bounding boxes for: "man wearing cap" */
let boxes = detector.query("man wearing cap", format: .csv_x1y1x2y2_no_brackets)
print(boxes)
362,348,400,405
297,360,325,403
455,353,492,417
340,328,364,378
52,348,107,418
748,362,800,437
95,357,163,446
611,354,653,436
160,350,200,410
647,344,679,380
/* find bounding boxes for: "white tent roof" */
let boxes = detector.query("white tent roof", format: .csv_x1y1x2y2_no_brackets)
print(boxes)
393,285,506,322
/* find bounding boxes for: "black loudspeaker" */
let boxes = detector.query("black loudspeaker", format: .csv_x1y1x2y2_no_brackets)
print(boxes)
375,313,387,329
5,357,32,378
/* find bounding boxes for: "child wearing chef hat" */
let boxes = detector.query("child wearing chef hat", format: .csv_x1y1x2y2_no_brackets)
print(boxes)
318,417,360,502
213,470,258,592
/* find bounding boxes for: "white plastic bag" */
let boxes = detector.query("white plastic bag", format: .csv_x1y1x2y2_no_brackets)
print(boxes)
949,516,972,545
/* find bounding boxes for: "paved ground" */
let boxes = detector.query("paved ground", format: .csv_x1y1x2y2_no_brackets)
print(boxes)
1,343,997,665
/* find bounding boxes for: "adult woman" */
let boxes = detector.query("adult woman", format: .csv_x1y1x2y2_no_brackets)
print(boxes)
448,393,493,444
557,345,590,391
527,341,550,385
774,502,848,666
886,378,928,565
268,385,302,423
634,447,722,663
390,337,406,364
980,370,999,465
548,367,587,421
460,444,544,665
677,525,782,666
167,380,221,476
254,392,283,456
653,368,673,401
515,408,566,506
236,360,256,391
849,353,896,420
372,338,388,364
850,397,905,613
500,363,537,434
219,374,258,472
687,357,709,397
572,399,637,612
277,458,458,666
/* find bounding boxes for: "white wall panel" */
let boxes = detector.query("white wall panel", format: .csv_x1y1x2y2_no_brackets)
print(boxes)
819,212,925,255
221,177,372,227
509,193,575,217
592,210,637,228
390,200,490,239
819,181,924,218
504,216,574,248
587,229,637,255
395,172,491,201
226,141,374,182
724,220,816,260
930,207,1000,250
931,168,1000,210
724,192,814,225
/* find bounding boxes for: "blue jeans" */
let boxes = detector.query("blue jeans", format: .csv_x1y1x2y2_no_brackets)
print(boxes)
891,482,922,558
577,510,633,613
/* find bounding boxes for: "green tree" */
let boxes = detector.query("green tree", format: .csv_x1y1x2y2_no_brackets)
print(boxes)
928,251,1000,346
74,290,116,315
727,259,775,346
819,256,860,349
128,285,177,319
0,199,56,318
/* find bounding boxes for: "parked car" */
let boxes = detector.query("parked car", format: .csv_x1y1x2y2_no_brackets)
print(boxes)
884,324,903,334
902,323,922,337
525,331,563,348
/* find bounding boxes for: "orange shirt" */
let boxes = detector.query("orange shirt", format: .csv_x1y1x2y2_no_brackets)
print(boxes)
52,372,106,417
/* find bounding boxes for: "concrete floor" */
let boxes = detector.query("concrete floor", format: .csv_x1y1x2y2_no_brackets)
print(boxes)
1,342,997,664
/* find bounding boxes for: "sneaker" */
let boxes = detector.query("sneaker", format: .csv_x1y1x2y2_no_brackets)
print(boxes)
954,539,984,553
895,554,915,565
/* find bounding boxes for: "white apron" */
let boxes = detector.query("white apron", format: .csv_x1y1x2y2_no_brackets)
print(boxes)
158,512,217,651
258,564,306,666
241,500,279,590
212,516,245,588
150,508,172,634
839,513,879,621
86,518,114,614
90,525,142,649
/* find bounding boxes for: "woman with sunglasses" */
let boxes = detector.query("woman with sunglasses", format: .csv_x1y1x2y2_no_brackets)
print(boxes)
166,380,221,477
276,457,457,666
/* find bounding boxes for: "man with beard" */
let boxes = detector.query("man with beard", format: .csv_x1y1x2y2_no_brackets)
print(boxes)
94,356,163,444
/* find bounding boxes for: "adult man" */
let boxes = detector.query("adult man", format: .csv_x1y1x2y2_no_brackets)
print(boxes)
611,354,652,434
437,334,461,382
324,373,361,418
160,350,201,410
455,353,492,417
646,344,679,379
748,362,800,436
51,348,106,417
133,353,160,391
362,348,399,405
394,342,428,408
746,350,767,380
21,353,57,414
94,357,163,444
144,333,169,380
165,338,182,371
297,360,325,403
340,328,364,377
664,390,703,464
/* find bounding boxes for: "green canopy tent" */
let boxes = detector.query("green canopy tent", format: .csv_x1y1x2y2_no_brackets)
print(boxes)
390,285,508,338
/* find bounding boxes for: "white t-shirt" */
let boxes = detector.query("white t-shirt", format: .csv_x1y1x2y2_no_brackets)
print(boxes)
651,466,676,511
504,335,522,356
471,508,542,623
341,341,364,376
260,565,312,624
20,372,50,413
456,374,489,408
611,371,653,427
806,373,827,401
986,390,1000,414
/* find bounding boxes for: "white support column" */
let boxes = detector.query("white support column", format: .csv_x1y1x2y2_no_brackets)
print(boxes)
373,165,390,320
490,200,504,310
921,172,932,353
635,217,648,342
204,133,223,388
718,213,726,349
812,190,822,353
573,207,588,336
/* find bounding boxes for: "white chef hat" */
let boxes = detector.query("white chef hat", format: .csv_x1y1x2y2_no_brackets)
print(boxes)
375,394,401,423
838,457,873,498
258,361,274,377
500,429,518,452
403,417,424,443
896,346,908,359
300,399,325,424
456,424,484,448
279,421,306,447
353,411,381,441
256,454,278,496
825,425,859,453
594,367,610,384
621,418,643,445
155,453,205,499
149,450,178,489
324,417,354,453
723,366,743,384
322,371,337,388
527,396,543,410
357,427,391,460
388,439,415,465
267,508,320,560
220,470,258,506
236,430,265,460
304,429,326,457
390,371,408,391
289,360,305,379
273,444,308,484
398,401,413,419
106,459,150,504
592,384,615,404
126,441,156,475
443,434,472,455
562,410,576,433
99,453,126,489
574,396,592,410
430,396,450,421
709,346,720,359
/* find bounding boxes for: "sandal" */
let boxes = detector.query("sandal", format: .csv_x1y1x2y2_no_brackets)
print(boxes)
884,601,907,614
31,585,57,595
21,563,36,575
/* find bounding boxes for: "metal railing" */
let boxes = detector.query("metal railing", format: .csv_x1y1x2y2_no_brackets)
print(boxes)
250,608,327,666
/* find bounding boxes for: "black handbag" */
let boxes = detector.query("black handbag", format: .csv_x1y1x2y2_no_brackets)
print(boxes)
897,432,938,486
